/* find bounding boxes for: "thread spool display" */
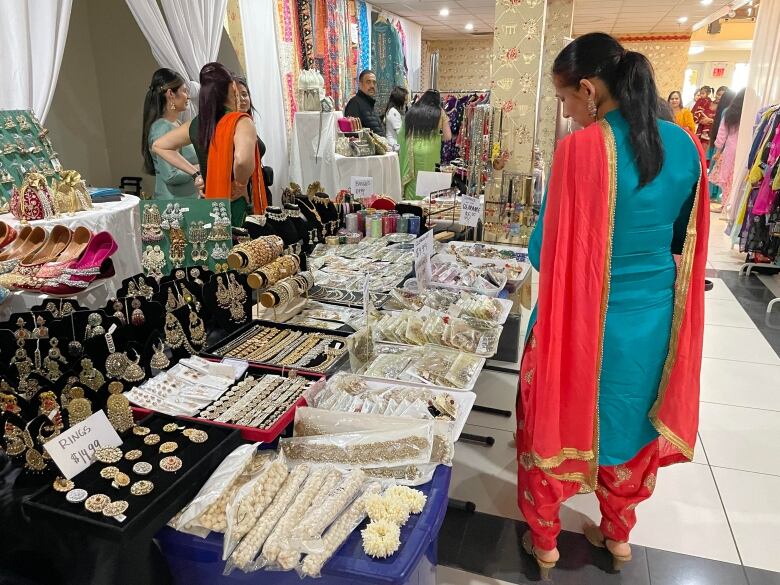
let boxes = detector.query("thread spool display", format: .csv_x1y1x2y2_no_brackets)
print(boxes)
368,217,383,238
345,213,359,234
406,215,421,235
396,215,408,233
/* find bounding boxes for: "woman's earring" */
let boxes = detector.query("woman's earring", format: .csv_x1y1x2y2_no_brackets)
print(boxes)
587,97,598,119
169,100,176,111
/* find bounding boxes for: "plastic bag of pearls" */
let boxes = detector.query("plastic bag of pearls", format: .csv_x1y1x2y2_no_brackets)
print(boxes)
173,445,272,536
225,463,311,574
296,482,382,578
259,466,342,570
223,456,289,560
290,468,366,544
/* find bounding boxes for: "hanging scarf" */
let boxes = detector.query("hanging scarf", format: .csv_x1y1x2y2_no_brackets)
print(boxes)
297,0,314,69
357,0,370,76
205,112,267,215
275,0,301,137
517,119,709,491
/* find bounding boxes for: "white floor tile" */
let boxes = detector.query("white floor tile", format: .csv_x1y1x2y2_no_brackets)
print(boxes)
703,325,780,365
713,467,780,572
562,462,740,563
705,298,756,328
699,402,780,476
450,426,521,521
710,261,744,272
705,278,738,301
437,565,517,585
693,433,709,464
701,358,780,412
467,370,517,432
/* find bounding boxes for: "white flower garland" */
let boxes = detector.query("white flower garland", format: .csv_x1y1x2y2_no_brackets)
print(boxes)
361,520,401,559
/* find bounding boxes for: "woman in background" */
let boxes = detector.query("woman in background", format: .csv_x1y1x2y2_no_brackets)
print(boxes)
517,33,707,579
398,89,452,199
235,76,273,207
384,86,409,151
668,91,695,133
142,68,199,199
710,89,744,211
707,89,735,208
692,86,716,148
153,62,267,226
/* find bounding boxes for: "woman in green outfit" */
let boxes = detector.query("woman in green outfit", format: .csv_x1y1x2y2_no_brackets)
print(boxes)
399,90,452,200
142,68,199,199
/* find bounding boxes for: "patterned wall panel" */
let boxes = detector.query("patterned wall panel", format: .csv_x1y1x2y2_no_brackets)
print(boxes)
491,0,547,173
616,35,692,99
537,0,573,173
225,0,247,72
421,39,494,92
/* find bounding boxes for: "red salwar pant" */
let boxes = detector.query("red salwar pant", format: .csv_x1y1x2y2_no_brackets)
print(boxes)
517,336,661,552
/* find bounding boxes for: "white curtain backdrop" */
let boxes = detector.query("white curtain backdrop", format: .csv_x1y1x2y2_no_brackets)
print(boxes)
239,0,289,205
0,0,72,122
729,0,780,205
397,17,422,92
125,0,227,108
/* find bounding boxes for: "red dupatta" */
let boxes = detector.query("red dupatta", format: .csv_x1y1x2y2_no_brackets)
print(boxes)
517,119,709,492
205,112,267,214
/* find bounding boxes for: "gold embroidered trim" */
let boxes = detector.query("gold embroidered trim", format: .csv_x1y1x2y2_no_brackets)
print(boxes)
648,137,702,462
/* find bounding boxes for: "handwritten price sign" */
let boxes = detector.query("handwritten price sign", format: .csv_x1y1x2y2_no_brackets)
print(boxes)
459,195,483,227
43,410,122,479
350,176,374,197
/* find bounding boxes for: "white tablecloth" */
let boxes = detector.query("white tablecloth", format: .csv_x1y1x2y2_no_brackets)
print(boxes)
0,195,142,318
334,152,402,202
289,112,403,201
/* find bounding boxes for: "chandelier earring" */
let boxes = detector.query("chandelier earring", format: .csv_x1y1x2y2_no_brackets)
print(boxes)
587,96,598,119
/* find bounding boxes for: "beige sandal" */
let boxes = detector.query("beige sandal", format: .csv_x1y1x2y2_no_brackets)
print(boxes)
521,531,556,581
584,524,632,571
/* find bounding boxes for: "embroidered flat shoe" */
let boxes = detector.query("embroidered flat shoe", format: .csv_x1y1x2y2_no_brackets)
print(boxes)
0,226,46,276
521,531,557,581
40,231,117,295
584,524,632,572
2,225,71,288
0,221,18,249
18,227,92,291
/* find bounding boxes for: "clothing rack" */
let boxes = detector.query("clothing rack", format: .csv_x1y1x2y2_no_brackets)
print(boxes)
412,89,491,96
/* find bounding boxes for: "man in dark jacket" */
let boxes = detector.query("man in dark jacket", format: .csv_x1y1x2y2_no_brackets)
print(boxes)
344,70,385,136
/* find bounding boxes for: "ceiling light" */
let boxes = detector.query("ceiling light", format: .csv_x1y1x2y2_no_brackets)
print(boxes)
689,45,705,55
439,7,449,16
677,16,688,23
700,0,713,5
465,22,474,30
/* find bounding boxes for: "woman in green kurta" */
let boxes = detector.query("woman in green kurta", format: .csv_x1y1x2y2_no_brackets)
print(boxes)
142,68,199,199
398,90,452,200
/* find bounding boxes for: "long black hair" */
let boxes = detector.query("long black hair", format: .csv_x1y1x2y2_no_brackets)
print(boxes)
404,90,442,138
197,62,234,153
553,32,662,186
385,86,408,119
142,68,186,175
723,89,745,130
711,89,735,142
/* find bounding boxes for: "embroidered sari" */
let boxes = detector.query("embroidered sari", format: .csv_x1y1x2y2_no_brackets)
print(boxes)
517,114,709,493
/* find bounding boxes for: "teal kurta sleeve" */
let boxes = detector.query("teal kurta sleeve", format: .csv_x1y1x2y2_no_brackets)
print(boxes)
149,120,194,186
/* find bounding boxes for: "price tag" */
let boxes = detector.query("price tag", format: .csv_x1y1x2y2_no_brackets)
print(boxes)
350,176,374,197
459,195,483,227
43,410,122,480
413,230,434,289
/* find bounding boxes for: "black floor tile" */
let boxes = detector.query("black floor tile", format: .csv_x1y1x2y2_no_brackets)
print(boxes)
439,509,650,585
646,548,748,585
718,271,780,356
746,567,780,585
438,507,471,565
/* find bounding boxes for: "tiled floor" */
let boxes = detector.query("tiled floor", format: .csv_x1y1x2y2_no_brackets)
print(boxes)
438,214,780,584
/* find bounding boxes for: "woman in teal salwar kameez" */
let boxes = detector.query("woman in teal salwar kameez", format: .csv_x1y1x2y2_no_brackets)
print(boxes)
516,33,708,580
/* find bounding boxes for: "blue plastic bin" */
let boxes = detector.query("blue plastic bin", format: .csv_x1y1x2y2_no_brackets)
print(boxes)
157,466,451,585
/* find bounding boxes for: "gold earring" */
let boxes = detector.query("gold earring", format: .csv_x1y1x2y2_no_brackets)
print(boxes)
587,97,598,119
169,101,176,111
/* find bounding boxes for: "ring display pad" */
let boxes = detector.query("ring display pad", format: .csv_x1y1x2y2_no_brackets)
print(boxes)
24,413,241,541
0,109,62,203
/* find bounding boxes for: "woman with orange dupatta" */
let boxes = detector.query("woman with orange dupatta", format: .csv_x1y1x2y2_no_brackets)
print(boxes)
517,33,709,580
153,62,267,226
